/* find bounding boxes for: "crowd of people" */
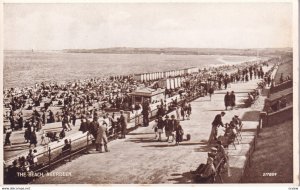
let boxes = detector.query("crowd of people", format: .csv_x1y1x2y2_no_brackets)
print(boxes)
4,55,287,184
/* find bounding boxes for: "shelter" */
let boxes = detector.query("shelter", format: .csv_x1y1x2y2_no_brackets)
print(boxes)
129,87,165,105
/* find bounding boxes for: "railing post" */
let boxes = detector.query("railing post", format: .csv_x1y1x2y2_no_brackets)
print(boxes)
48,147,51,172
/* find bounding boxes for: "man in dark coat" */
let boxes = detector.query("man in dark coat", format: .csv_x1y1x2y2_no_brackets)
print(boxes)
230,91,236,110
224,92,231,110
142,101,150,127
208,112,225,144
18,115,23,130
119,110,127,138
166,115,177,142
89,117,100,151
164,115,171,142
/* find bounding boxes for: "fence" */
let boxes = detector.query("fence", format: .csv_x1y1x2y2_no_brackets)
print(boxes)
269,80,292,94
4,92,204,184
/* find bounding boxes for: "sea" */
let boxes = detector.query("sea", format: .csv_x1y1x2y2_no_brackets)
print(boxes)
4,50,260,89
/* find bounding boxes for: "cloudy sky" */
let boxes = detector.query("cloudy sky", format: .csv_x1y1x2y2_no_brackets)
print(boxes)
4,2,293,50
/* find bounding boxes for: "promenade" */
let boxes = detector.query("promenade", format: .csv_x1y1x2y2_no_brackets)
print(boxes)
32,66,272,184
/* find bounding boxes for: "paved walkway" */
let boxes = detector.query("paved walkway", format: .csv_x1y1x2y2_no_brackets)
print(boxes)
32,66,272,184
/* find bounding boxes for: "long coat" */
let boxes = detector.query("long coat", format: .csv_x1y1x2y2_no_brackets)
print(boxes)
224,94,231,107
175,124,183,142
230,93,236,107
95,124,108,145
89,121,99,139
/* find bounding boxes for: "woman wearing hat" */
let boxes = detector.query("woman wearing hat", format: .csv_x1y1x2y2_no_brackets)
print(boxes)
174,121,183,145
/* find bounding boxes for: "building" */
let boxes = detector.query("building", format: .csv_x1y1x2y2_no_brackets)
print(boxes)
129,87,165,105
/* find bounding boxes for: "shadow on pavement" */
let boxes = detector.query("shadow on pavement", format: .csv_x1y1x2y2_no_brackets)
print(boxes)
241,111,261,121
142,142,205,148
168,171,195,184
125,137,159,143
127,132,154,136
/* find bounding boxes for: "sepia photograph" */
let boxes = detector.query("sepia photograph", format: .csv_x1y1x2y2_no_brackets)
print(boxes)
1,0,298,186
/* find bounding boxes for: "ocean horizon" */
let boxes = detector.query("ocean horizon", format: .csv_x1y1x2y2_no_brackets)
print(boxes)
4,50,261,89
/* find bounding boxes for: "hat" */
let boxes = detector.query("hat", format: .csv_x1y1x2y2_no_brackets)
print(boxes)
221,111,226,115
165,115,169,118
171,115,175,118
234,115,239,118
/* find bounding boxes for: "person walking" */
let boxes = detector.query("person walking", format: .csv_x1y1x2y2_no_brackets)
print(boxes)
230,91,236,110
208,112,225,144
224,92,231,111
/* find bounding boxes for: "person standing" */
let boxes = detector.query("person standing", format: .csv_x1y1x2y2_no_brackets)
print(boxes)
153,119,158,139
187,103,192,120
157,116,164,142
9,116,15,131
90,117,100,151
71,112,77,127
180,107,185,121
95,121,109,153
208,112,225,144
224,92,231,111
49,110,55,123
42,111,46,126
4,127,12,146
208,87,214,101
29,130,37,148
164,115,171,142
142,100,150,127
120,110,127,139
79,118,89,133
174,121,183,145
17,115,23,130
175,106,180,120
168,115,177,143
230,91,236,110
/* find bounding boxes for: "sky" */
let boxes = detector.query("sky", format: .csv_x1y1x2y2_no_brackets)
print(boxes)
3,2,293,50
